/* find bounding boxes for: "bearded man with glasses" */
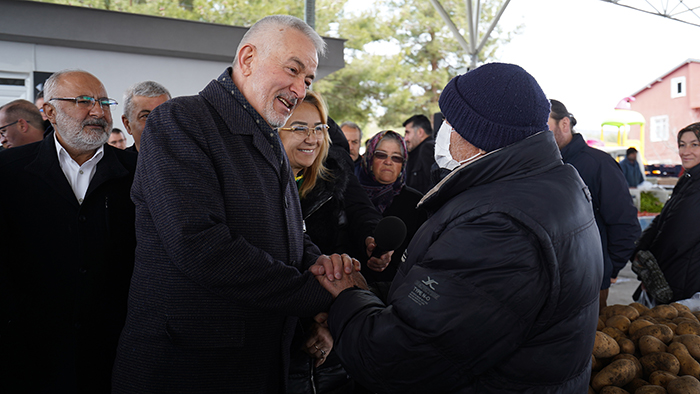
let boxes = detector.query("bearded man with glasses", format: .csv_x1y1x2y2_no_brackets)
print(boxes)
0,69,137,393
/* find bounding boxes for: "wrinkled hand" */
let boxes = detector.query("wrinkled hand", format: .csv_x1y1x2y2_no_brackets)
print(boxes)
316,269,369,298
365,236,393,272
302,313,333,367
310,254,361,282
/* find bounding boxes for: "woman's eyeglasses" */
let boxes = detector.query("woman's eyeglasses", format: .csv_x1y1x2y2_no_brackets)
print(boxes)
373,150,404,164
278,124,328,138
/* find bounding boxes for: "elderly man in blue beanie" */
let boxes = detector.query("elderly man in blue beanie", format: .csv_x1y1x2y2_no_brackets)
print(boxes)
315,63,603,393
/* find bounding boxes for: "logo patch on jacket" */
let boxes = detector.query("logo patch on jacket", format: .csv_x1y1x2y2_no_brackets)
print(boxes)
409,276,441,306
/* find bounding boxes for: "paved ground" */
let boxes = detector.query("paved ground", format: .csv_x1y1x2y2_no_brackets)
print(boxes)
607,263,641,306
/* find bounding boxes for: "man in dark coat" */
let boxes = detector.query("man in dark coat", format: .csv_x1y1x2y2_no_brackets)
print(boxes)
403,114,436,194
549,99,641,309
0,70,137,393
315,63,603,393
112,15,355,393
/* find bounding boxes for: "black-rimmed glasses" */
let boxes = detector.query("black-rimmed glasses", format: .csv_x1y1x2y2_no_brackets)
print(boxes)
0,120,19,136
49,96,118,109
278,124,328,138
373,150,404,164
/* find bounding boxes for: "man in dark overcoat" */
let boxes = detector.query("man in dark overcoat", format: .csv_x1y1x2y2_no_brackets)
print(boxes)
112,15,354,393
0,70,137,393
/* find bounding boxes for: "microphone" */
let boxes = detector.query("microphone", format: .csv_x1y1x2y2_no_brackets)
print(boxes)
371,216,407,258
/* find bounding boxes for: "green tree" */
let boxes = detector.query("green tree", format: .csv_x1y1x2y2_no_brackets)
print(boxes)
35,0,515,131
317,0,516,130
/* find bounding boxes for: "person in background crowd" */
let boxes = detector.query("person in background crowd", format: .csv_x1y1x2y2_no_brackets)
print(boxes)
357,130,427,298
121,81,171,153
108,127,127,149
340,121,362,164
549,99,640,310
620,147,645,187
403,114,436,194
634,122,700,303
280,90,386,394
35,90,52,132
314,63,603,393
0,69,137,393
0,99,45,149
112,15,356,393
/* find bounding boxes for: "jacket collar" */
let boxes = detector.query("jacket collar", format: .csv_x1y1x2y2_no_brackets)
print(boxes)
25,131,130,206
559,133,586,162
419,131,562,212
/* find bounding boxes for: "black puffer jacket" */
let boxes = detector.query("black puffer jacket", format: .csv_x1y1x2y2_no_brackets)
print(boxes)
300,148,381,261
636,164,700,302
328,131,603,393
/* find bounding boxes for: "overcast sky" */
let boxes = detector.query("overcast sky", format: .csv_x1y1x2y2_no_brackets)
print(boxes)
346,0,700,134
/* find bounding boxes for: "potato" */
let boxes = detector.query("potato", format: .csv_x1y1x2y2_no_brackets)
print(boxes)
676,321,700,336
680,311,699,322
589,386,596,394
600,386,630,394
603,305,641,321
662,322,678,333
614,354,644,379
624,378,650,393
672,335,700,360
640,352,681,376
672,317,696,326
668,342,700,379
671,303,691,313
599,317,607,331
632,325,675,344
634,385,668,394
693,311,700,321
639,315,660,324
630,319,657,336
666,375,700,394
608,315,633,333
595,331,622,358
593,354,606,371
649,370,678,387
640,335,668,356
592,359,638,390
646,305,679,321
631,302,651,316
604,326,627,342
619,337,636,354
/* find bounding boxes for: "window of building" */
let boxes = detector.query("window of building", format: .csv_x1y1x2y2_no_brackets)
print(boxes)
0,72,30,106
671,76,686,98
650,115,670,142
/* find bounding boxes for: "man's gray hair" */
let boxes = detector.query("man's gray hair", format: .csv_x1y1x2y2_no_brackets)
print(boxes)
43,69,89,101
123,81,171,119
340,121,362,140
233,15,326,66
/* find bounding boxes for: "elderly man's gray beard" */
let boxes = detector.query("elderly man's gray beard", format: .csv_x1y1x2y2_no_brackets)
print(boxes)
251,83,297,128
54,107,111,152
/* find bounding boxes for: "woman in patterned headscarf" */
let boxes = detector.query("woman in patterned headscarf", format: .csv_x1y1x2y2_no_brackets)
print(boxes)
357,130,428,290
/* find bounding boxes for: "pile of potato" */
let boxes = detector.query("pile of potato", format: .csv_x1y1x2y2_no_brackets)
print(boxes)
591,302,700,394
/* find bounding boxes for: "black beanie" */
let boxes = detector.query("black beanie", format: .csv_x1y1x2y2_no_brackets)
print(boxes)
438,62,550,152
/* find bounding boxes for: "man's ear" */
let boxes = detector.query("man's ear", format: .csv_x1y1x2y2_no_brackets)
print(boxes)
561,116,571,133
43,103,57,125
121,115,132,135
237,44,257,77
17,118,29,133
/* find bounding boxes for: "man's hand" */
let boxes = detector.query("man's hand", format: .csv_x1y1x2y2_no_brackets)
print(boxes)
309,254,360,282
302,313,333,367
365,236,393,272
316,269,369,298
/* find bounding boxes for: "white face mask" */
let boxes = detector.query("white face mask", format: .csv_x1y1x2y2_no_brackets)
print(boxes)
434,121,484,170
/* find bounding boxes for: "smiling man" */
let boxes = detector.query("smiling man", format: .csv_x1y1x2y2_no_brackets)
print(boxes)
112,15,355,393
0,70,137,393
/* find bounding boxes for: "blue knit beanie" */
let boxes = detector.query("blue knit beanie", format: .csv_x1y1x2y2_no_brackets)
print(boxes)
438,62,550,152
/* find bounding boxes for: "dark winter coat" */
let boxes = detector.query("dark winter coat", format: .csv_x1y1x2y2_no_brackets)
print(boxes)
328,131,603,393
561,133,640,288
362,185,427,285
112,70,332,393
636,163,700,302
405,136,435,194
0,135,137,393
301,148,381,262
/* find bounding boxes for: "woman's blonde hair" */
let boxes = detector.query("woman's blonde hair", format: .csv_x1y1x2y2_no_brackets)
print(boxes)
297,90,332,198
